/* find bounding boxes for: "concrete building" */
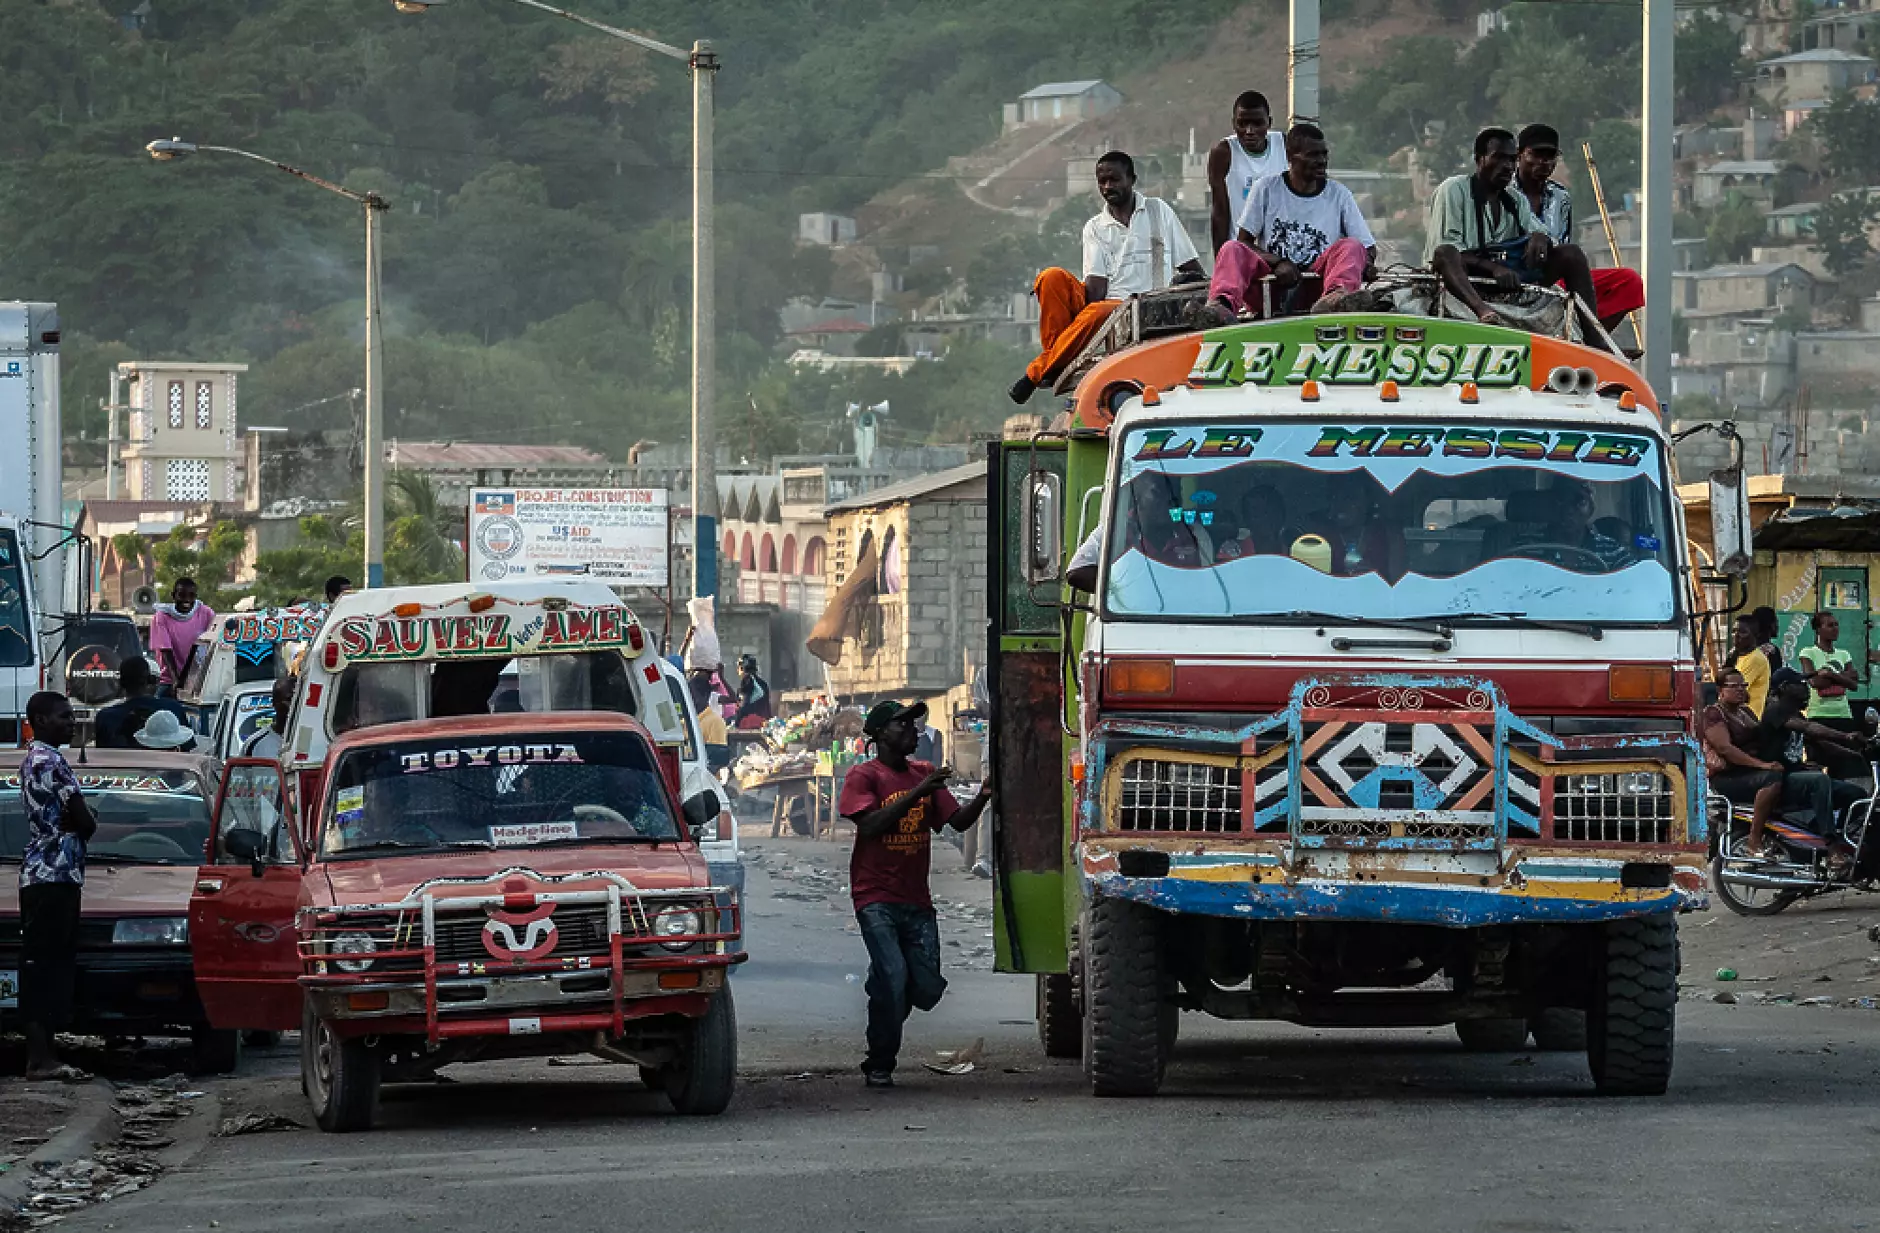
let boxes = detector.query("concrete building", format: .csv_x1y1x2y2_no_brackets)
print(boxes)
1674,262,1816,316
815,463,987,703
797,213,857,247
381,440,617,506
1804,6,1879,53
116,361,247,504
1003,80,1123,130
1755,48,1877,102
1692,160,1782,206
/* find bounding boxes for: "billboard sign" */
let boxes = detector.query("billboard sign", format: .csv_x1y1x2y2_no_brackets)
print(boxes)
467,488,669,587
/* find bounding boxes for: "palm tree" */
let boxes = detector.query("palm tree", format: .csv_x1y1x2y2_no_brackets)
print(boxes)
386,469,463,583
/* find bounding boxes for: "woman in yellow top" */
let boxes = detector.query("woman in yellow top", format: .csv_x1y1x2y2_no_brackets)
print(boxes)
1730,614,1771,718
690,675,731,774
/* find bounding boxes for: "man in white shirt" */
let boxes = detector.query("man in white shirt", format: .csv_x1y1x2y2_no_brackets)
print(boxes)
1425,126,1601,332
1204,123,1376,321
1206,91,1288,254
1010,151,1203,403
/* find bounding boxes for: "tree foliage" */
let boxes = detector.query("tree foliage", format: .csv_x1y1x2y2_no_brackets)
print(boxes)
1812,191,1880,277
1813,92,1880,185
151,523,249,612
1705,197,1767,264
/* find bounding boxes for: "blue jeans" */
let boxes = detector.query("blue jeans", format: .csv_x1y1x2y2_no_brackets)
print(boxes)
857,902,947,1074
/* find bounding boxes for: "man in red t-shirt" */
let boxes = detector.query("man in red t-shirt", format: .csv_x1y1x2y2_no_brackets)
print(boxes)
840,699,992,1087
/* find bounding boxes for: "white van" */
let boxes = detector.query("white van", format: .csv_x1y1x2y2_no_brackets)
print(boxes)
178,606,325,730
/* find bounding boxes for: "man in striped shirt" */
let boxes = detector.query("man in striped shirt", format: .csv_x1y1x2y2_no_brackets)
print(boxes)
1512,123,1646,334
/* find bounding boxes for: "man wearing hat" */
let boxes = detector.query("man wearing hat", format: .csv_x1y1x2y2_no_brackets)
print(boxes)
132,710,198,753
839,699,992,1087
1512,122,1646,333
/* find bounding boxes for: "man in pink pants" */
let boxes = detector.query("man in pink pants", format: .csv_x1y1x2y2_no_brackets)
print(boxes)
1205,122,1377,321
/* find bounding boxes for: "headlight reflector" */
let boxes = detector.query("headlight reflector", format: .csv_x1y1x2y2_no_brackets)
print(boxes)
112,917,189,946
653,907,702,951
330,931,379,973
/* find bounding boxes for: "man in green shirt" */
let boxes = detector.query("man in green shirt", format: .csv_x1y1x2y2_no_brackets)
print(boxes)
1425,127,1602,334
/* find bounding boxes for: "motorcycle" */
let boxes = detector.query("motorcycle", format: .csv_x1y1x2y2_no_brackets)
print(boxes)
1709,761,1880,916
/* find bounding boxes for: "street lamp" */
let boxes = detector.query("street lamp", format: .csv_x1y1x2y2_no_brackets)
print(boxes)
145,138,392,587
393,0,721,601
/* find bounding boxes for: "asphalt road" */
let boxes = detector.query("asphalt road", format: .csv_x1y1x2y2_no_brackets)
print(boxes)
62,835,1880,1233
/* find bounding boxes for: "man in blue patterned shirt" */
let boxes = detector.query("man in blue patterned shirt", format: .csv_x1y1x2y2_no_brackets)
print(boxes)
17,692,95,1078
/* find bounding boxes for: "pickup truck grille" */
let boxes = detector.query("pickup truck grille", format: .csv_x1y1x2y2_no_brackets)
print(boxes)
430,905,621,966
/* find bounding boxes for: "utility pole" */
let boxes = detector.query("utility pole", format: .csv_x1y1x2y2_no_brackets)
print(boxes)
691,39,719,601
1642,0,1674,406
1289,0,1320,124
363,195,389,586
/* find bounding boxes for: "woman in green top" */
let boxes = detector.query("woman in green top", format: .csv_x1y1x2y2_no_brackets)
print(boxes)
1800,612,1859,727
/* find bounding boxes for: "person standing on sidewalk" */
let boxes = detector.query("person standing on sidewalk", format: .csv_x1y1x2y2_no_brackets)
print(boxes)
840,700,992,1088
17,692,95,1079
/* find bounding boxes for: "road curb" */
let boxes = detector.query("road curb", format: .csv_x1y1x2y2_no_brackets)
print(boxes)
0,1078,120,1216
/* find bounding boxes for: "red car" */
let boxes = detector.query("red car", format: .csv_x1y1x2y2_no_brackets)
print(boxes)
191,712,742,1131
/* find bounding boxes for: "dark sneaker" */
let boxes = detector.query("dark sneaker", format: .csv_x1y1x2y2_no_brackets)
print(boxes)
863,1069,895,1089
1007,375,1037,404
1311,287,1384,315
1184,297,1237,329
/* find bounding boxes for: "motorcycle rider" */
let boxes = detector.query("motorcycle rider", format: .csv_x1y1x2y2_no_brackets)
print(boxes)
1701,668,1785,857
1756,668,1868,856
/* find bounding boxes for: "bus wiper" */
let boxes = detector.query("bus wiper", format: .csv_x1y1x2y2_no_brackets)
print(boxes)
1282,610,1453,638
1424,611,1605,641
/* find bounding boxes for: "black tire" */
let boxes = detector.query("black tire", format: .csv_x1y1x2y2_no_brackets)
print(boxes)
1710,850,1801,917
1588,913,1677,1096
1036,973,1081,1059
1454,1018,1530,1052
665,989,737,1115
1082,898,1167,1097
190,1026,242,1075
303,1001,381,1132
1528,1008,1588,1052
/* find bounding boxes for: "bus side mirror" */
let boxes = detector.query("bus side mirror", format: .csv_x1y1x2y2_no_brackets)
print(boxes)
1024,472,1062,586
1708,466,1753,578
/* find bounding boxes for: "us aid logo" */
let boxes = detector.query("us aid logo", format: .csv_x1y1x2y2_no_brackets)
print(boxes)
0,362,22,379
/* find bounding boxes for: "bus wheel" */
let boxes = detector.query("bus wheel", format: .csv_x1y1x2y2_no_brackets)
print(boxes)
1083,898,1167,1097
1588,914,1677,1096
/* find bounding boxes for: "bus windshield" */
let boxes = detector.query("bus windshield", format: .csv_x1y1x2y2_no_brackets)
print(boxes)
1104,420,1678,625
0,529,31,669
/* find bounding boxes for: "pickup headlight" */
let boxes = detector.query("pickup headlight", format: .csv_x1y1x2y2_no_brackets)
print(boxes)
330,931,378,973
112,917,188,946
653,907,703,951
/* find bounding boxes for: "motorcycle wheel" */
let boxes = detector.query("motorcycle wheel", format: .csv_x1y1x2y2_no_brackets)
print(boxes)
1710,836,1802,917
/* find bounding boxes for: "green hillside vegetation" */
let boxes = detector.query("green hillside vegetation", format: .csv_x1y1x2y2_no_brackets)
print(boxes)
5,0,1235,468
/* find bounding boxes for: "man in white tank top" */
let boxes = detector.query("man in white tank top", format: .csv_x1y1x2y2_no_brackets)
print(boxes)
1206,90,1287,255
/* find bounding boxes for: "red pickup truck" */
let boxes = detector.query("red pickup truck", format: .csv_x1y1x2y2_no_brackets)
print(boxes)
191,711,742,1131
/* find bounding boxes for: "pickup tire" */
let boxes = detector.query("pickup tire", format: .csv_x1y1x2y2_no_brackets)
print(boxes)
303,1001,381,1132
190,1026,242,1076
1528,1008,1588,1052
1036,973,1081,1059
1587,913,1677,1096
664,989,737,1115
1083,898,1167,1097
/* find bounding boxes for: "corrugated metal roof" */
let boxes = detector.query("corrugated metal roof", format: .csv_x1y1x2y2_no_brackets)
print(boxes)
1019,79,1108,99
783,317,874,335
1759,47,1875,65
386,440,610,468
1677,262,1812,280
1695,160,1781,176
824,462,984,514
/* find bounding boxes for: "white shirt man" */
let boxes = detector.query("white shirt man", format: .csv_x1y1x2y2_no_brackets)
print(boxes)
1082,192,1200,299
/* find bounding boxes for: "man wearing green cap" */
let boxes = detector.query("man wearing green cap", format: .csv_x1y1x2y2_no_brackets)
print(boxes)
841,698,993,1087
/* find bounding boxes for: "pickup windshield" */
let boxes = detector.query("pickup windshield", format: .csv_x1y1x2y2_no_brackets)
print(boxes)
0,769,211,865
1104,420,1678,625
322,730,679,857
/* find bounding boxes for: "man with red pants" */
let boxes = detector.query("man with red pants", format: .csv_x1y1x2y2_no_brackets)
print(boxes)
1202,123,1376,323
1009,151,1203,403
1513,123,1645,334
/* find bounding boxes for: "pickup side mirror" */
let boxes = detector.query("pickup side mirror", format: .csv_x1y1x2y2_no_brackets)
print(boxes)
682,790,722,839
1023,471,1062,586
222,826,266,877
1708,465,1753,578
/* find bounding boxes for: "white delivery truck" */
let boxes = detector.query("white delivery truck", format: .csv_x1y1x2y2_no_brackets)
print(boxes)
0,303,64,745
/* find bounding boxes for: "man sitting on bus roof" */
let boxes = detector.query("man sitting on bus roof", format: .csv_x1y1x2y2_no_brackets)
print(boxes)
1008,151,1204,404
1201,122,1376,322
1511,124,1645,335
1425,126,1602,336
1206,90,1287,255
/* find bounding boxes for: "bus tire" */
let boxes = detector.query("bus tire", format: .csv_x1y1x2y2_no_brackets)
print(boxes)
1036,972,1081,1059
1083,898,1166,1097
1588,913,1677,1096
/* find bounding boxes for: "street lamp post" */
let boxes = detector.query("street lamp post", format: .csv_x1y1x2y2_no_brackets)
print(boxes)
145,138,391,586
393,0,719,602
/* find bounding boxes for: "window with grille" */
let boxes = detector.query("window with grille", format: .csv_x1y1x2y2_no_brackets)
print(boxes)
167,381,184,429
195,381,213,428
165,458,211,501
